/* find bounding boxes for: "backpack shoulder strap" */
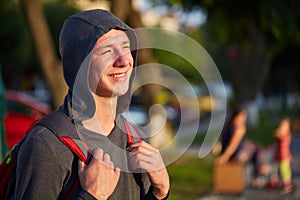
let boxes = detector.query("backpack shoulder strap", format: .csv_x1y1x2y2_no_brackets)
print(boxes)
37,109,78,139
124,121,143,145
36,110,91,165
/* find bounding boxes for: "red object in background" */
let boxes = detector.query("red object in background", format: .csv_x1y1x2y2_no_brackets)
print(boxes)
3,90,52,149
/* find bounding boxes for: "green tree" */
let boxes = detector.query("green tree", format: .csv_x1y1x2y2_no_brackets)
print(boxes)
0,0,78,107
0,0,32,89
19,0,74,107
153,0,300,106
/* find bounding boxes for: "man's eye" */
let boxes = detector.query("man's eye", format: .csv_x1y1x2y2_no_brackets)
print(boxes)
101,50,112,55
122,46,131,52
123,45,130,49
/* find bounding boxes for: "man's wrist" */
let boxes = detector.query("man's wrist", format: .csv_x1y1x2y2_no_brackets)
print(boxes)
78,189,98,200
152,187,169,200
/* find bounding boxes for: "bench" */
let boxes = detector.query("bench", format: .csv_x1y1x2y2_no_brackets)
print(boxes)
213,161,246,194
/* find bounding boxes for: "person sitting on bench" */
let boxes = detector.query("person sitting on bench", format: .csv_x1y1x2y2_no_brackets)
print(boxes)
217,107,261,188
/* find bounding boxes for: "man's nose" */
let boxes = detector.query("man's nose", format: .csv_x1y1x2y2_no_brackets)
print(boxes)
113,53,130,67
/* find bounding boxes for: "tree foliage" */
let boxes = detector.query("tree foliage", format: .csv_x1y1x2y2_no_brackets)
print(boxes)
43,1,80,57
0,0,32,88
151,0,300,105
0,0,78,106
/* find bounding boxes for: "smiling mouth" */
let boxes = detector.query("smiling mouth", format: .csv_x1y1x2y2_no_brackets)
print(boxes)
110,73,126,78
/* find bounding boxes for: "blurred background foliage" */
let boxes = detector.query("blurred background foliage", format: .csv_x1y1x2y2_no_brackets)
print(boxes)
0,0,78,91
1,0,300,110
154,0,300,106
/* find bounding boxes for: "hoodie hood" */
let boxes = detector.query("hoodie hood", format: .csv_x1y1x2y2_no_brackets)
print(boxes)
59,9,138,121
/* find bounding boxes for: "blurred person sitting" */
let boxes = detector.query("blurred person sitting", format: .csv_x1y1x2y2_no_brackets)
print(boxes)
217,107,261,188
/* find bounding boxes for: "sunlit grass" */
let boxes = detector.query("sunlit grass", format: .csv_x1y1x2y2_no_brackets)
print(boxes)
167,153,214,200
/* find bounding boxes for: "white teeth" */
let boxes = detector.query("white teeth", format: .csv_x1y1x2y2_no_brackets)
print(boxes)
112,73,125,78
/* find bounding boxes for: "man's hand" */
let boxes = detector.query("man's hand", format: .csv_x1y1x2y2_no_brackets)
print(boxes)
78,148,120,200
127,141,170,199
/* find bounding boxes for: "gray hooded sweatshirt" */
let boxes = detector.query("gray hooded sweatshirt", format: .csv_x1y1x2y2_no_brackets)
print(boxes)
8,9,166,200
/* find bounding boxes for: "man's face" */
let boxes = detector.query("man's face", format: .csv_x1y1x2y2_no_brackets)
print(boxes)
89,29,134,97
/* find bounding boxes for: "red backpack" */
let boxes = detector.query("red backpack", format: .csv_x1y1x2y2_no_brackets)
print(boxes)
0,110,142,199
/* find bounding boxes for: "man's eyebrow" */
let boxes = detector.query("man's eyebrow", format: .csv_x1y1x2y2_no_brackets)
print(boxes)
120,40,130,46
95,40,130,50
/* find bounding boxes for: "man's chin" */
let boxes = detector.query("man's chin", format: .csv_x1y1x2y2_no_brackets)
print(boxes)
113,88,129,97
94,87,129,97
112,84,130,96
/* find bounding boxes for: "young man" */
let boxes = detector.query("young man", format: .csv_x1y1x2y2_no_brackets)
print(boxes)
8,9,170,199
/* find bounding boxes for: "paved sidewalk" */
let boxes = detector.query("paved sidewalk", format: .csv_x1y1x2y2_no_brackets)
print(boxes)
198,187,300,200
198,134,300,200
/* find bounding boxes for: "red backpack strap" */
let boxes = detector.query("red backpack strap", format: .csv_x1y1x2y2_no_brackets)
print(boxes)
56,137,93,200
58,137,92,165
124,121,143,145
56,137,91,200
37,110,92,163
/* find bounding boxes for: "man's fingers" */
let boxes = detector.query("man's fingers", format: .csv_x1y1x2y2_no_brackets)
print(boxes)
103,153,111,165
127,141,156,152
130,153,152,165
115,167,121,177
78,150,121,200
127,142,167,173
90,148,117,169
109,161,114,169
129,155,163,172
93,148,104,161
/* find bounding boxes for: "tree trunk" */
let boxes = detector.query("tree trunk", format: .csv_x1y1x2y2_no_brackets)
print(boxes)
19,0,67,108
232,25,269,105
231,25,271,126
